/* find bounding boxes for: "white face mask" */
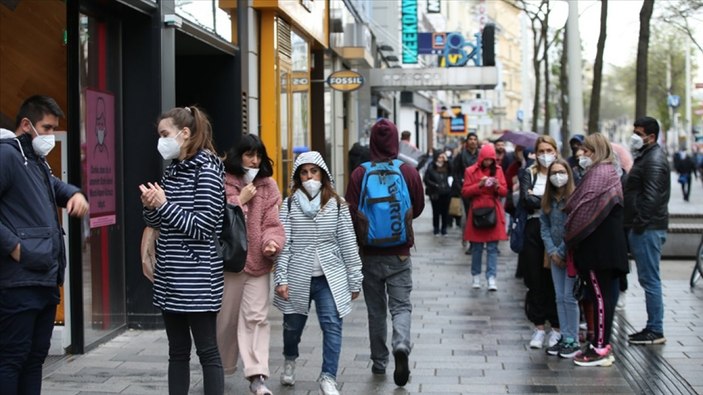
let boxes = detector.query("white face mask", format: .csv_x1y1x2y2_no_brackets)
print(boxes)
29,122,55,157
97,128,106,145
157,129,183,160
243,167,260,184
537,153,556,168
549,173,569,188
630,134,644,151
302,179,322,197
579,156,593,169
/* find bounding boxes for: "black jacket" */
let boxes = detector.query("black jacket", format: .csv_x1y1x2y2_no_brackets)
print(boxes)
423,163,451,198
623,143,670,232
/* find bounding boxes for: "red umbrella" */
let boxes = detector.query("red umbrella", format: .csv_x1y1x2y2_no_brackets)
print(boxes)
500,130,539,149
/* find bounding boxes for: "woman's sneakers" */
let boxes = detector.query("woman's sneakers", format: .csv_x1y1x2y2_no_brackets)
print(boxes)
530,329,560,349
280,360,296,386
249,375,272,395
573,344,615,367
546,338,581,358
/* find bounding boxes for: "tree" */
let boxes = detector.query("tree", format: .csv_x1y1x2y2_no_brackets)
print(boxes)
635,0,654,119
660,0,703,55
559,23,569,154
588,0,608,134
519,0,551,133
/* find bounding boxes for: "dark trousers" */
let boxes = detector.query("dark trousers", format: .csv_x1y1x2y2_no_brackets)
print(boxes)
584,270,619,348
162,311,224,395
0,286,59,395
430,195,450,235
679,173,692,201
520,218,559,327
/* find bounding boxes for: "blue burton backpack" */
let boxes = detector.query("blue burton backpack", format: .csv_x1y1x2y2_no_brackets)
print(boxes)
357,160,413,247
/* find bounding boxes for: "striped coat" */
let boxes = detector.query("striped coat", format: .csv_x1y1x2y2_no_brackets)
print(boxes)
273,197,363,318
144,150,225,312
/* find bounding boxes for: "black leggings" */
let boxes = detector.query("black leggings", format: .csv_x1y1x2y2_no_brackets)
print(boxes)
584,270,619,348
162,311,224,395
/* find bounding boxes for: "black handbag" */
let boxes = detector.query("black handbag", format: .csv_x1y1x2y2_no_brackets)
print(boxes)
216,201,248,273
472,206,497,229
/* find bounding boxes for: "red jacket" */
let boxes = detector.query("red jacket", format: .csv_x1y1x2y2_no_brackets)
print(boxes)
461,144,508,243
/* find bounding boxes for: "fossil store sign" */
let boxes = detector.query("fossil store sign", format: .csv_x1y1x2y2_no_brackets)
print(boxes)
326,70,364,92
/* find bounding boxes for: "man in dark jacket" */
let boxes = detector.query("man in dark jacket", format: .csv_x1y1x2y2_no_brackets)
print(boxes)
345,118,424,387
673,148,697,201
0,96,89,394
624,116,670,345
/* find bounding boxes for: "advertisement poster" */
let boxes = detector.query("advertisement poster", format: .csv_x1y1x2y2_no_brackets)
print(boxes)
85,89,116,228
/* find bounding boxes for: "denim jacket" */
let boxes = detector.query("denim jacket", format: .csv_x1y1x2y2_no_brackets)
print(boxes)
539,197,567,259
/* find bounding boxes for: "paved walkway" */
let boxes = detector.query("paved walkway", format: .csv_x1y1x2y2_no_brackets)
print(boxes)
41,173,703,394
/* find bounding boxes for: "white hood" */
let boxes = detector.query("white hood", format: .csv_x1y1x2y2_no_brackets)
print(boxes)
0,128,16,139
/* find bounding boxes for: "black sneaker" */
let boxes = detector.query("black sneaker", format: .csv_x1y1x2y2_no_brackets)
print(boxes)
371,365,386,375
546,339,564,356
558,341,582,359
627,329,646,339
628,329,666,345
393,345,410,386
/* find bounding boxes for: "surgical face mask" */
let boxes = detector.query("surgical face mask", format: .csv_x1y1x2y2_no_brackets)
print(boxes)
630,134,644,151
29,122,55,157
302,179,322,197
243,167,260,184
549,173,569,188
579,156,593,169
157,129,183,160
97,128,106,145
537,153,556,168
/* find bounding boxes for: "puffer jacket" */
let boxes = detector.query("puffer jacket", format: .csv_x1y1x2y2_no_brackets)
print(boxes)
0,129,80,288
623,143,670,232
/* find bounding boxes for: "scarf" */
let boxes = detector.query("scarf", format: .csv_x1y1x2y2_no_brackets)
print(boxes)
564,162,623,246
294,189,321,218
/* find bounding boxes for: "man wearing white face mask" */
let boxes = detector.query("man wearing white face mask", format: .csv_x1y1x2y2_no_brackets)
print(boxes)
0,95,89,394
623,116,670,345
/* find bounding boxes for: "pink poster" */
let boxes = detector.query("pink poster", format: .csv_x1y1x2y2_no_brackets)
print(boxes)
85,89,116,228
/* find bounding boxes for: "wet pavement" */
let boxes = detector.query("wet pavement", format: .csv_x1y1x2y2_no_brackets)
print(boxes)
41,172,703,394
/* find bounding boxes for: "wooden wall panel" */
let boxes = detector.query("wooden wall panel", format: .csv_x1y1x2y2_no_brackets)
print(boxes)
0,0,67,129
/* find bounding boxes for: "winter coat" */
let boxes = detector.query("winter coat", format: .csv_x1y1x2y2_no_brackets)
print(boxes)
0,130,80,288
623,143,670,232
144,150,225,313
274,151,363,318
423,163,451,199
224,173,285,277
461,144,508,243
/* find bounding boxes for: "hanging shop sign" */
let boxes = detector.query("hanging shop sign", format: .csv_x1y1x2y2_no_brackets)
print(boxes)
326,70,364,92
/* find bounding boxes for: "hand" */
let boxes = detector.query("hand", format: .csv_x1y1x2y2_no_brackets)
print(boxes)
10,243,20,262
239,183,257,205
263,240,279,257
275,284,289,300
551,253,565,268
139,182,167,209
66,193,89,217
479,176,487,187
351,291,360,300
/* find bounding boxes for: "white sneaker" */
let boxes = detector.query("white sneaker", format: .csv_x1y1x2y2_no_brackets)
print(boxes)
280,360,295,385
529,329,546,349
487,276,497,291
472,276,481,289
547,330,562,348
318,374,340,395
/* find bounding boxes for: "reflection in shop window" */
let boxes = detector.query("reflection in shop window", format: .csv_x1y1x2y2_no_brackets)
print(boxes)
175,0,232,41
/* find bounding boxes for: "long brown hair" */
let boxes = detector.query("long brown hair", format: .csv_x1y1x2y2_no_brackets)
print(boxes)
291,165,341,208
157,106,217,159
541,158,575,214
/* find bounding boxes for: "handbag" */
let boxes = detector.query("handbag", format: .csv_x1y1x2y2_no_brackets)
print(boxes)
216,201,248,273
509,206,527,253
573,276,586,301
448,197,463,217
472,205,496,229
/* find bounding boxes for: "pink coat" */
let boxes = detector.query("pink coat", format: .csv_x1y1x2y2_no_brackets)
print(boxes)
461,144,508,243
225,173,286,276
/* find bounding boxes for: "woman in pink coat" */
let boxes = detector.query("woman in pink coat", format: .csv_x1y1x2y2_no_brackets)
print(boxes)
461,144,508,291
216,134,285,395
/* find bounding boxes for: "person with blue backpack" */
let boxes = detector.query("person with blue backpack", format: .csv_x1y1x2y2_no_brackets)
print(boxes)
345,118,425,387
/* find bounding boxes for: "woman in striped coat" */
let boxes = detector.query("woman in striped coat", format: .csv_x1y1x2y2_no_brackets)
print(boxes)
140,106,225,395
274,151,363,395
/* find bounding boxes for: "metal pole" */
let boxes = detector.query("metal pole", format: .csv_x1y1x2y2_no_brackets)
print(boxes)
685,38,692,151
567,1,584,135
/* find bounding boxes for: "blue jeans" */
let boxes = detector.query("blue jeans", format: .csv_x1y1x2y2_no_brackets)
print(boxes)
550,264,579,342
0,287,59,395
361,255,412,370
471,241,498,278
628,229,667,333
283,276,342,378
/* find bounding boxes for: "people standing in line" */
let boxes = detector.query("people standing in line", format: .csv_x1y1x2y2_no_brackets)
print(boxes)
451,133,480,243
673,147,697,202
216,134,285,395
519,136,561,350
565,133,629,367
461,144,508,291
0,96,89,395
539,159,580,359
624,116,670,345
139,106,225,395
274,151,363,395
345,119,425,387
424,152,452,236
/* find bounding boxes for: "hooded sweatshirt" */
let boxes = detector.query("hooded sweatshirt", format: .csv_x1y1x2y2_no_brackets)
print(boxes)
345,119,425,256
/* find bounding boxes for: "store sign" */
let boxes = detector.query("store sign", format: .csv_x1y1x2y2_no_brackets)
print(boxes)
401,0,418,64
427,0,440,13
327,70,364,92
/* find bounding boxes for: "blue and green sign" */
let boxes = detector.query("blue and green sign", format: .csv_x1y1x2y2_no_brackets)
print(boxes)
401,0,417,64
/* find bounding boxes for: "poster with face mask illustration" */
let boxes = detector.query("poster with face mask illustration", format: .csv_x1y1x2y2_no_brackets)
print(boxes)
86,89,116,228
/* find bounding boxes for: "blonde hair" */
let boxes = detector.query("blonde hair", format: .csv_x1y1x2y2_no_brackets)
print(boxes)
582,133,615,166
533,135,559,172
541,159,575,213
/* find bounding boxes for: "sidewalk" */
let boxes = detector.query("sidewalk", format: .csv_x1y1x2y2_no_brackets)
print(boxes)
41,174,702,394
